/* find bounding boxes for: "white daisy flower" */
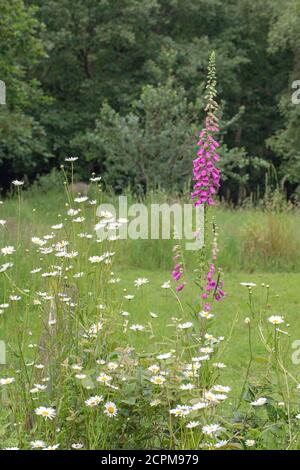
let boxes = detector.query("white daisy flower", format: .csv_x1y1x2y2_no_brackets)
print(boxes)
268,315,284,325
30,440,46,449
130,324,145,331
161,281,171,289
169,405,191,417
148,365,160,374
134,277,149,287
0,377,15,385
178,322,193,330
157,352,172,360
214,440,228,448
1,246,15,256
180,383,194,390
202,423,223,436
71,443,84,449
199,311,214,319
75,374,87,380
104,401,118,417
150,375,166,385
43,444,60,450
96,374,112,384
74,196,88,203
251,397,267,406
186,421,200,429
245,439,256,447
85,395,103,407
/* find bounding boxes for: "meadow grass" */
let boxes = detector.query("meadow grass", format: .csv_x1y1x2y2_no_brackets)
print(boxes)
2,189,300,272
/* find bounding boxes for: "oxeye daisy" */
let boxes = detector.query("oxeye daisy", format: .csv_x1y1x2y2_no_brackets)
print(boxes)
1,246,15,256
75,374,87,380
148,365,160,374
0,377,15,385
12,180,24,186
104,402,118,418
186,421,200,429
245,439,256,447
157,352,172,360
202,423,223,436
150,375,166,385
0,262,13,272
96,373,112,384
71,443,84,449
129,324,145,331
74,196,88,203
268,315,284,325
214,440,228,448
30,440,46,449
212,385,231,393
191,401,208,411
107,362,118,370
90,176,101,182
44,444,60,450
134,277,149,287
150,399,161,407
213,362,226,369
251,397,267,406
161,281,171,289
169,405,191,417
199,310,214,319
124,294,134,300
85,395,103,407
177,322,193,330
180,383,194,390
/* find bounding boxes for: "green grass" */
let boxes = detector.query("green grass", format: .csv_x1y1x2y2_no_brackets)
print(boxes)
2,265,299,396
111,269,300,390
1,189,300,385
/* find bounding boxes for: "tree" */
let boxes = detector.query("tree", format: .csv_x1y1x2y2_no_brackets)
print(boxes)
267,0,300,199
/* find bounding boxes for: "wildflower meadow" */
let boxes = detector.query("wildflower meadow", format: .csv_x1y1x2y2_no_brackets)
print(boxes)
0,50,300,454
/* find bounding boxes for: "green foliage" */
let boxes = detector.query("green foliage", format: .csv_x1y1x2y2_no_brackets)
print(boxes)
73,80,200,192
267,0,300,198
1,185,300,449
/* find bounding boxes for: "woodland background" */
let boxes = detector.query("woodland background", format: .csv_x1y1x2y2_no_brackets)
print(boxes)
1,0,299,202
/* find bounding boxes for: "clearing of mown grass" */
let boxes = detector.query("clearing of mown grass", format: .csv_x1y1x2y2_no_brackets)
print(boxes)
1,56,300,451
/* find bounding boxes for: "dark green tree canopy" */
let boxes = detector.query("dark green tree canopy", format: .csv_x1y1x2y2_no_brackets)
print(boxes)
0,0,299,200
